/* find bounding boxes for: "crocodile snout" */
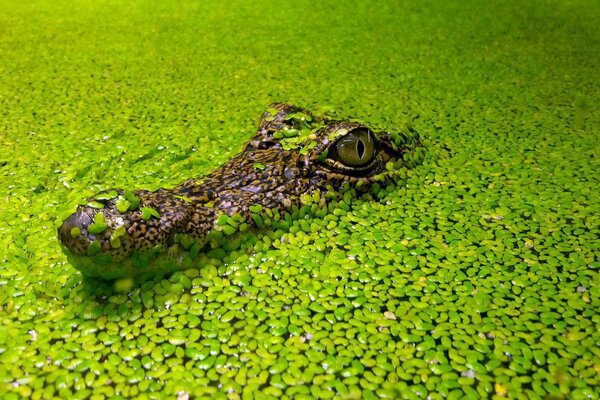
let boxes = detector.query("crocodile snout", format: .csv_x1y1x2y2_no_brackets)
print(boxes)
58,208,96,255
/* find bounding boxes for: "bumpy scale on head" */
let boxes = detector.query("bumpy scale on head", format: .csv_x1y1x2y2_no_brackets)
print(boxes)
58,103,424,279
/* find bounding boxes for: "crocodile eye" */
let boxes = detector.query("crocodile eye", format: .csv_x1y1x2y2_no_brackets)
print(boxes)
335,129,374,167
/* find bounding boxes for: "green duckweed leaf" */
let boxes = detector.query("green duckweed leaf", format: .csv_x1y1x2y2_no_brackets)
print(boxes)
140,207,160,220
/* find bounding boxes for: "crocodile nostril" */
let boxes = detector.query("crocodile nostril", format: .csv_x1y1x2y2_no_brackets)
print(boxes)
68,211,92,231
58,210,94,246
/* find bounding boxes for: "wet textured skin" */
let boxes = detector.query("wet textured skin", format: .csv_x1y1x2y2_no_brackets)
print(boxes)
58,104,423,279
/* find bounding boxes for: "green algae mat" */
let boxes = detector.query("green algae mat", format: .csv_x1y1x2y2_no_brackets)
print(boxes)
1,0,599,399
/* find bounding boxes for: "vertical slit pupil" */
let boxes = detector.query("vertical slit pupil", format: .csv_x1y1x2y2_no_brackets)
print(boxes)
357,139,365,159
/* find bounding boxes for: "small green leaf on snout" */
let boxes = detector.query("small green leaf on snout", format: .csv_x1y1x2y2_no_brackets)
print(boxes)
266,107,278,114
141,207,161,220
87,223,108,235
110,225,127,248
116,198,131,213
94,213,105,224
87,201,105,209
112,225,127,238
254,162,266,170
124,190,141,210
109,236,121,249
94,190,118,202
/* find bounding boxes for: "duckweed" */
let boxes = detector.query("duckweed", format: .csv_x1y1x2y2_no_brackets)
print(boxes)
1,0,599,398
141,207,161,221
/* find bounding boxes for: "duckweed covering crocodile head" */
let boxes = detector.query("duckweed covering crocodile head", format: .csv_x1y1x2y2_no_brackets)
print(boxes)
57,103,425,280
